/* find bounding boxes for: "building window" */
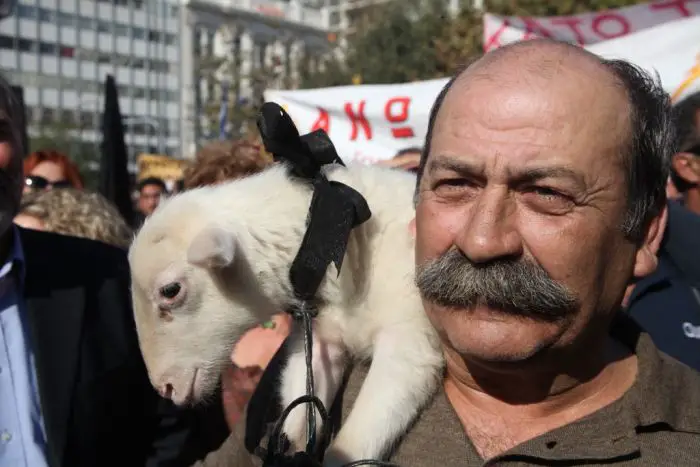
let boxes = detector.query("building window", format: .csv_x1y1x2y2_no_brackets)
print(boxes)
39,42,55,55
18,38,34,53
38,9,55,22
16,5,36,19
79,111,94,128
78,17,93,29
115,25,128,36
97,21,111,34
58,12,74,27
39,108,56,125
60,109,75,125
59,46,74,58
0,35,13,50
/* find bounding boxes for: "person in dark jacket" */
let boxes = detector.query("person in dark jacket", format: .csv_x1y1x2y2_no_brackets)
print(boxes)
0,72,227,467
625,201,700,371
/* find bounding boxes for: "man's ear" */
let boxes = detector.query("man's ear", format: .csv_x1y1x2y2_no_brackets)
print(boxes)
632,203,668,279
408,217,416,238
187,225,237,268
671,153,700,185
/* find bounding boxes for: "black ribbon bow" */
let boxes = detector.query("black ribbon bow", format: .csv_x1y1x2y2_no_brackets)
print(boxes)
257,102,372,306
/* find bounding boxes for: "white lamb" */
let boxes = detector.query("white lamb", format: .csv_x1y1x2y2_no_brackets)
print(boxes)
128,162,444,465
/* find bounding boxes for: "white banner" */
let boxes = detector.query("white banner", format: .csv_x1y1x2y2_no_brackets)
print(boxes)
265,16,700,164
483,0,700,52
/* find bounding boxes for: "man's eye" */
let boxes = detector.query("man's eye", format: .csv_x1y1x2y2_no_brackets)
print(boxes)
435,178,471,189
532,187,564,198
522,187,576,213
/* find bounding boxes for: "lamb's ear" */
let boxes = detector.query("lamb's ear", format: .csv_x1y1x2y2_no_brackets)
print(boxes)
187,226,237,269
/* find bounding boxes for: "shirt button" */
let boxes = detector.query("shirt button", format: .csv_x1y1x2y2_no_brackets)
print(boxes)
0,431,11,442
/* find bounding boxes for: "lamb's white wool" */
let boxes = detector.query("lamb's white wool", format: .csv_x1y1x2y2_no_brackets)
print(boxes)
129,162,444,465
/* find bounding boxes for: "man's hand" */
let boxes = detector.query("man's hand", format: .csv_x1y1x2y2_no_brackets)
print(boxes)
231,313,291,369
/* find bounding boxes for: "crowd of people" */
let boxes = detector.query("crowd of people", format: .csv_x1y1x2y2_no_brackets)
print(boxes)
1,37,700,466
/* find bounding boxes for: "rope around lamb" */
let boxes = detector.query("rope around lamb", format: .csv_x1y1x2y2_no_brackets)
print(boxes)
254,103,401,467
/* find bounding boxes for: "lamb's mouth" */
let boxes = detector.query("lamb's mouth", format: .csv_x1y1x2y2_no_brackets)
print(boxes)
172,368,199,406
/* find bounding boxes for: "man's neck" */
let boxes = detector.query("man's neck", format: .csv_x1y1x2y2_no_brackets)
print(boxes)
443,337,638,458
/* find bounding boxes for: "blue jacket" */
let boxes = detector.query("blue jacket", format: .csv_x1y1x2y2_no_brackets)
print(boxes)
626,202,700,371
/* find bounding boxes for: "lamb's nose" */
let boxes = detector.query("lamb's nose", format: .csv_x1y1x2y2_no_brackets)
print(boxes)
160,383,174,400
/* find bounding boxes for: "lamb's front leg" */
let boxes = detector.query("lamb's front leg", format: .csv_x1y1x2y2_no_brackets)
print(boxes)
323,328,443,466
280,329,348,454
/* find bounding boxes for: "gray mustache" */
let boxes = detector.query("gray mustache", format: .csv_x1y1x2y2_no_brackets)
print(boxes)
415,248,578,322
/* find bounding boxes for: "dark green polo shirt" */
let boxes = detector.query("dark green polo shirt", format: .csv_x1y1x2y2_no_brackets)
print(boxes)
193,314,700,467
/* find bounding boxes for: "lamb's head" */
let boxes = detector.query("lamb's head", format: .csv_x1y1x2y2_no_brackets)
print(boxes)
128,193,281,406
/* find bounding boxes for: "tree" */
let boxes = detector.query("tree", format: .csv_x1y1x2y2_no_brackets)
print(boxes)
301,0,452,88
303,0,651,88
29,120,102,190
486,0,649,17
196,25,286,142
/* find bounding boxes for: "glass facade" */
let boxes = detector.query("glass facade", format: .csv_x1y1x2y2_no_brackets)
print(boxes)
0,0,181,164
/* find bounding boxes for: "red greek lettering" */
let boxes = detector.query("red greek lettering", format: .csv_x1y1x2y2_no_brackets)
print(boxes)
344,101,372,141
384,97,414,139
521,17,553,40
484,18,510,52
591,13,630,39
550,17,586,45
311,107,330,134
649,0,698,17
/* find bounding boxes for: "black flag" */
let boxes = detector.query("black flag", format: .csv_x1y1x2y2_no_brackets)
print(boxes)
98,75,135,226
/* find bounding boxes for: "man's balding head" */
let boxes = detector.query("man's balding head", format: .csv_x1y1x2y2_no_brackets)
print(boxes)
417,39,674,241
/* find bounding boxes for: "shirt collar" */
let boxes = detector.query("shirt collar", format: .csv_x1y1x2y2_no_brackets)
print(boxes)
0,225,26,289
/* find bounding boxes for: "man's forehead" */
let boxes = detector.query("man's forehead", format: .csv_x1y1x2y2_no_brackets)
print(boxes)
427,153,586,184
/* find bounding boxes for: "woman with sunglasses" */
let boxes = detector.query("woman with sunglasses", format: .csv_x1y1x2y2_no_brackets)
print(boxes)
23,149,84,193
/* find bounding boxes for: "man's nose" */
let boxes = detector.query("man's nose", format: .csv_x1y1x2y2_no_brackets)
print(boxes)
455,187,523,264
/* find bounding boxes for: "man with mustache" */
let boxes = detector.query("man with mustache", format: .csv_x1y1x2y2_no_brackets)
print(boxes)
193,38,700,466
0,74,228,466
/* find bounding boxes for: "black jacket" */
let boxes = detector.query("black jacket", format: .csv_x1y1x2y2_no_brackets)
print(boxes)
20,227,228,467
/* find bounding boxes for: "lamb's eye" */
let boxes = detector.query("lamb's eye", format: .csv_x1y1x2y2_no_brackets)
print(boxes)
159,282,182,300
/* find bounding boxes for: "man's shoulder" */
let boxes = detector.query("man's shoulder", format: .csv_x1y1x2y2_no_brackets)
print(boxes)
633,328,700,436
650,349,700,410
19,227,130,284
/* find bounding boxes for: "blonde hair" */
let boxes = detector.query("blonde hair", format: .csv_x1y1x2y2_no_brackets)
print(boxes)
19,189,133,249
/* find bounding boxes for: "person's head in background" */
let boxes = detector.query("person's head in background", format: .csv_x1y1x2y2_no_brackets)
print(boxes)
23,149,84,194
136,177,166,218
669,90,700,215
374,146,423,173
183,139,271,189
14,188,132,249
173,178,185,194
393,146,422,173
0,73,27,250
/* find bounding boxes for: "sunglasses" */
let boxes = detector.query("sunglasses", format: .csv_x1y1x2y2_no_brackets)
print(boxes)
25,175,73,190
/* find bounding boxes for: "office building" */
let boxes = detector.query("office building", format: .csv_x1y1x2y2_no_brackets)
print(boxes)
180,0,333,156
0,0,180,166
